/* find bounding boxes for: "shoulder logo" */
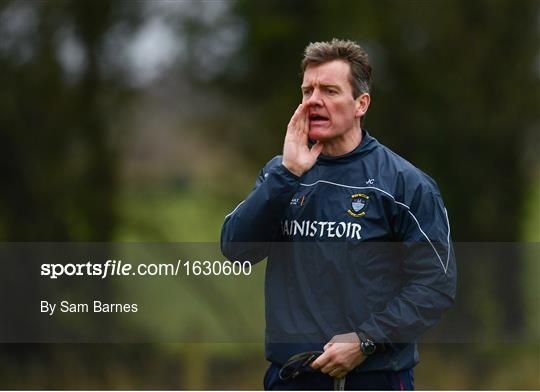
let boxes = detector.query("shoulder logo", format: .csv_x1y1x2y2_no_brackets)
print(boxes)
290,195,306,207
347,193,369,217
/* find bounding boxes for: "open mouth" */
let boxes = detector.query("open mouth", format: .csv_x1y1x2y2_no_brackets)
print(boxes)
309,114,329,123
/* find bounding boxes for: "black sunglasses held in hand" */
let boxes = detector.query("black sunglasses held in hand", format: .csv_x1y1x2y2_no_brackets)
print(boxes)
278,351,324,381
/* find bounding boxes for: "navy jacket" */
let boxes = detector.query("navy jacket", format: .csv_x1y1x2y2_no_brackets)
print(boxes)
221,131,457,371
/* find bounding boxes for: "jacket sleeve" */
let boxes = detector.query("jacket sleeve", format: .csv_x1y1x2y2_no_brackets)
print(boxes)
358,180,457,344
220,157,300,264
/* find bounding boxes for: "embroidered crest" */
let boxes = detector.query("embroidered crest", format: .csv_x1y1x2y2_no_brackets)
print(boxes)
347,193,369,217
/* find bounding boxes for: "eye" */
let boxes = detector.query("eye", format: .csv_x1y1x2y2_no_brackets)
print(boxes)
302,89,312,97
326,88,338,95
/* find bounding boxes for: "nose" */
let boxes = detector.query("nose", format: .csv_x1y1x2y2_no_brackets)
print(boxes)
305,88,323,106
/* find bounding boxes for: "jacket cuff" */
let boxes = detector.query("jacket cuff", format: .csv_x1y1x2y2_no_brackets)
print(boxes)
277,163,301,181
357,320,387,344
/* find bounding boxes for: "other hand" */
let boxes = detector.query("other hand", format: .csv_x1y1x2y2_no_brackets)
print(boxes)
310,332,365,379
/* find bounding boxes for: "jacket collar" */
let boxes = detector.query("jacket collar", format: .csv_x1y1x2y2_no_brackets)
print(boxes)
317,129,378,164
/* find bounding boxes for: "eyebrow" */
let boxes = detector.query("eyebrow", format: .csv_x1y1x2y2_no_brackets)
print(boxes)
301,84,341,90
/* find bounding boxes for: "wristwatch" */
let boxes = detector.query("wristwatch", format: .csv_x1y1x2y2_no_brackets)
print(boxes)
357,330,377,356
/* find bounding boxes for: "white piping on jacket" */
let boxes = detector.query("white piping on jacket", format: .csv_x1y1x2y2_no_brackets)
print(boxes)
299,179,451,274
225,200,246,220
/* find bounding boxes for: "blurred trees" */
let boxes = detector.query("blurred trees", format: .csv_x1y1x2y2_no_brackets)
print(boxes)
0,0,145,388
0,0,142,241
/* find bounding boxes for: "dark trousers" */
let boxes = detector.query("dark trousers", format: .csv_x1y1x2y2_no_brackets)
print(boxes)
264,363,414,390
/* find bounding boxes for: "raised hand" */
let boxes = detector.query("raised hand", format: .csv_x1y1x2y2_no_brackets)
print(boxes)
282,103,324,177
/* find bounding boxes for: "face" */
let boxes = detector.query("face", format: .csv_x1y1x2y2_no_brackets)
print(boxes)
301,60,367,142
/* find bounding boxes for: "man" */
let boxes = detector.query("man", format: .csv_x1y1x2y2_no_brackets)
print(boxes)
221,39,456,390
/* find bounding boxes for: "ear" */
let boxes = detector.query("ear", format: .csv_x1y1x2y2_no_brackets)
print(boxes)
355,93,371,118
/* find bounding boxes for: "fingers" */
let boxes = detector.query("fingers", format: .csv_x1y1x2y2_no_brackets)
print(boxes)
315,337,335,368
322,362,348,379
320,361,335,374
312,352,349,379
329,369,346,379
310,350,328,369
298,103,308,135
287,104,302,130
311,351,337,372
287,103,308,136
313,340,351,378
329,369,340,378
